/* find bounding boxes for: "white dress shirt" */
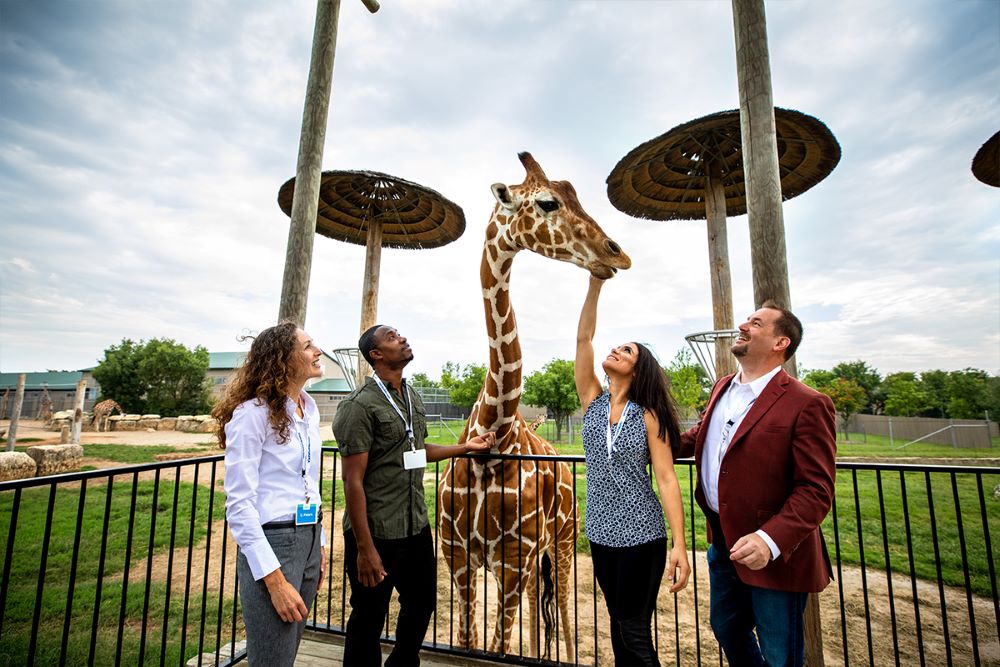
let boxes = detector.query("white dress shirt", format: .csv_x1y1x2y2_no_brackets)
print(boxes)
224,392,326,580
701,365,782,560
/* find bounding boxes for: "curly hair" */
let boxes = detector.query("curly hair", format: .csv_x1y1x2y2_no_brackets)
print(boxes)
213,321,300,449
629,343,682,452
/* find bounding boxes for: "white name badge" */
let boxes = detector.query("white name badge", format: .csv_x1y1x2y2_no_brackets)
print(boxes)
403,448,427,470
295,502,319,525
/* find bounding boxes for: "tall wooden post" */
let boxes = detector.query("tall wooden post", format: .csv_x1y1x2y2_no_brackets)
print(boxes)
357,220,383,384
704,163,736,378
732,0,814,660
70,379,87,445
278,0,343,326
5,374,25,452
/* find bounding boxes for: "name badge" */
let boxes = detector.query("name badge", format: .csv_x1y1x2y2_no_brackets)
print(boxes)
295,502,319,525
402,448,427,470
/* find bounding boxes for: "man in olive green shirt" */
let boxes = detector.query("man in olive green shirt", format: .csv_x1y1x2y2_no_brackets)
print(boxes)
333,324,493,667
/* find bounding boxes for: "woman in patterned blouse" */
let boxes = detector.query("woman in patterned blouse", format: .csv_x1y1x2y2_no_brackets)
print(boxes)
575,275,691,666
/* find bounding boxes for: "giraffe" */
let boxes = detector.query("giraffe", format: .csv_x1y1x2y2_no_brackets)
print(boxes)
438,152,631,661
91,399,123,432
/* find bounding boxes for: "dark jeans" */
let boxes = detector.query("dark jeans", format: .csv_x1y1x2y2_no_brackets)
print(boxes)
590,537,667,667
343,525,435,667
236,522,322,667
707,543,808,667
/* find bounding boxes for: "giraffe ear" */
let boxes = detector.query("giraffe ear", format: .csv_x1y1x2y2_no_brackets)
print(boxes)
491,183,519,212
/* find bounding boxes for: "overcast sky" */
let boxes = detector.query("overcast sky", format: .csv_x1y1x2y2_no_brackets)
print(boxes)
1,0,998,381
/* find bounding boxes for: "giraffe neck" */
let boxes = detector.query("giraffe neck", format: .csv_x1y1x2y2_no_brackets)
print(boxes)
474,223,524,438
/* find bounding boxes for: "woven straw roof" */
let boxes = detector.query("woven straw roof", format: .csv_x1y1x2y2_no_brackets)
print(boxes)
277,170,465,249
606,108,840,221
972,131,999,188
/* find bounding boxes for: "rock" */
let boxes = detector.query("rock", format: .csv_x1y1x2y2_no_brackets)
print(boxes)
141,414,161,420
0,452,37,482
52,410,73,420
159,418,177,431
26,444,83,476
138,419,160,430
197,417,219,433
114,419,139,431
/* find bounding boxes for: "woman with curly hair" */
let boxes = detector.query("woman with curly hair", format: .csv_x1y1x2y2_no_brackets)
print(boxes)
575,276,691,666
215,321,327,665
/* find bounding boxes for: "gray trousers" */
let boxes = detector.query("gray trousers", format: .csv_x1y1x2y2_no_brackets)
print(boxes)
237,522,322,667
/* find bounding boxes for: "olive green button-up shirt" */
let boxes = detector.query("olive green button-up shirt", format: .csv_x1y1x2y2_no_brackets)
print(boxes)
332,377,429,540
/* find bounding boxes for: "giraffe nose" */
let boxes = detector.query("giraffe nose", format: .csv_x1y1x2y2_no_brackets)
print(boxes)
605,240,621,255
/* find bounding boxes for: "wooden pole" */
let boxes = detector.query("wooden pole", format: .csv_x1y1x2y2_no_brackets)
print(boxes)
5,374,25,452
732,0,813,660
278,0,343,326
704,162,737,379
357,220,383,384
732,0,796,378
70,379,87,445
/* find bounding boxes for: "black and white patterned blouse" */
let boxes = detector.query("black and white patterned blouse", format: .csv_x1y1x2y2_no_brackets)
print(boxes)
581,391,667,547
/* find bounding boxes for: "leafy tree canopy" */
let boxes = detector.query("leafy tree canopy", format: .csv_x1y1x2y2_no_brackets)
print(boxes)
440,362,486,410
92,338,212,416
664,348,710,417
523,359,580,440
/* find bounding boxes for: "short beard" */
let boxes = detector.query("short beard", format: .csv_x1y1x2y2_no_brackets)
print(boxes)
731,344,748,358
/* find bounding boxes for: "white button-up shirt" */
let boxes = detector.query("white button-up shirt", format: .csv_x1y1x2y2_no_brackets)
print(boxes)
701,365,782,559
224,392,325,580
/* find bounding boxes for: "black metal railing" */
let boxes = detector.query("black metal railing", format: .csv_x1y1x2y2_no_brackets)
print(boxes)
0,451,997,666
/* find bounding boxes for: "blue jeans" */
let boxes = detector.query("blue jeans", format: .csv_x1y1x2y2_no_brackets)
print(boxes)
706,544,807,667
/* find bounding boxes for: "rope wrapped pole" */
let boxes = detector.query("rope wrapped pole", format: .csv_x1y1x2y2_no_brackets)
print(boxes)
5,374,25,452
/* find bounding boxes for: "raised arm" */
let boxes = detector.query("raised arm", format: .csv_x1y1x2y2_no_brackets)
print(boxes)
576,275,605,412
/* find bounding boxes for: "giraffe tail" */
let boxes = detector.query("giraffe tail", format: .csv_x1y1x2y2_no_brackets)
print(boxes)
540,552,555,660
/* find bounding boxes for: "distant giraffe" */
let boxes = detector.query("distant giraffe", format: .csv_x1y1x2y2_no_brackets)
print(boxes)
527,414,546,432
35,384,54,425
91,399,124,432
437,153,631,660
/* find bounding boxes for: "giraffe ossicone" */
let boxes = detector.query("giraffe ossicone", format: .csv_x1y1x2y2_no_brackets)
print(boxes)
438,152,630,660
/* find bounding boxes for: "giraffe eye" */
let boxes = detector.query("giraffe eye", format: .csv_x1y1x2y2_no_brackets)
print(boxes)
537,199,559,213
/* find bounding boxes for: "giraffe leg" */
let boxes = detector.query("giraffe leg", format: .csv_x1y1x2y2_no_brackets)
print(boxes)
487,545,533,657
441,539,480,651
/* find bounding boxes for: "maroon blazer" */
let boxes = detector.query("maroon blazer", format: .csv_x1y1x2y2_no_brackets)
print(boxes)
678,369,837,593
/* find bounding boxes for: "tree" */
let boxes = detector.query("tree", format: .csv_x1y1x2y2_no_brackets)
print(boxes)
805,372,866,440
523,359,580,441
831,360,883,414
92,338,212,416
882,372,932,417
663,348,710,418
945,368,993,419
91,339,146,411
440,362,486,411
919,370,950,418
409,372,440,389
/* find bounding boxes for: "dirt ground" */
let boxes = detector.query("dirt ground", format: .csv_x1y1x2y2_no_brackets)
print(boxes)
8,420,998,665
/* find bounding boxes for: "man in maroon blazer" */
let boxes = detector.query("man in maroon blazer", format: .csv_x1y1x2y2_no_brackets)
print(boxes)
676,301,836,667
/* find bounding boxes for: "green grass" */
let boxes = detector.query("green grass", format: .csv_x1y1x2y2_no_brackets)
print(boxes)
0,479,232,666
835,431,999,458
81,443,212,464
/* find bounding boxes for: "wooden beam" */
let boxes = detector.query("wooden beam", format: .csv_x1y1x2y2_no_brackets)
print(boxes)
358,220,383,385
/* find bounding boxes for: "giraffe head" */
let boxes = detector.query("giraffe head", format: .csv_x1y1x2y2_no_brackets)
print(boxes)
489,152,631,279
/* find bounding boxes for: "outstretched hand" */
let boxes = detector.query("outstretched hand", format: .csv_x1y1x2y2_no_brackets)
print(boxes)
465,431,496,453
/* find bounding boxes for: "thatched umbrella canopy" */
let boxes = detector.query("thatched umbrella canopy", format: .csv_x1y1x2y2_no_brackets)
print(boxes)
607,107,839,376
278,169,465,381
972,131,999,188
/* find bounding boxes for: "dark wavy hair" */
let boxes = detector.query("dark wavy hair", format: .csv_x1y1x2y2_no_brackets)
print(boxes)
629,343,682,452
212,321,300,449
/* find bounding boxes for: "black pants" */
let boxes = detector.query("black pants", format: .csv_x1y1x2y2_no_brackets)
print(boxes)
590,537,667,667
343,526,435,667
